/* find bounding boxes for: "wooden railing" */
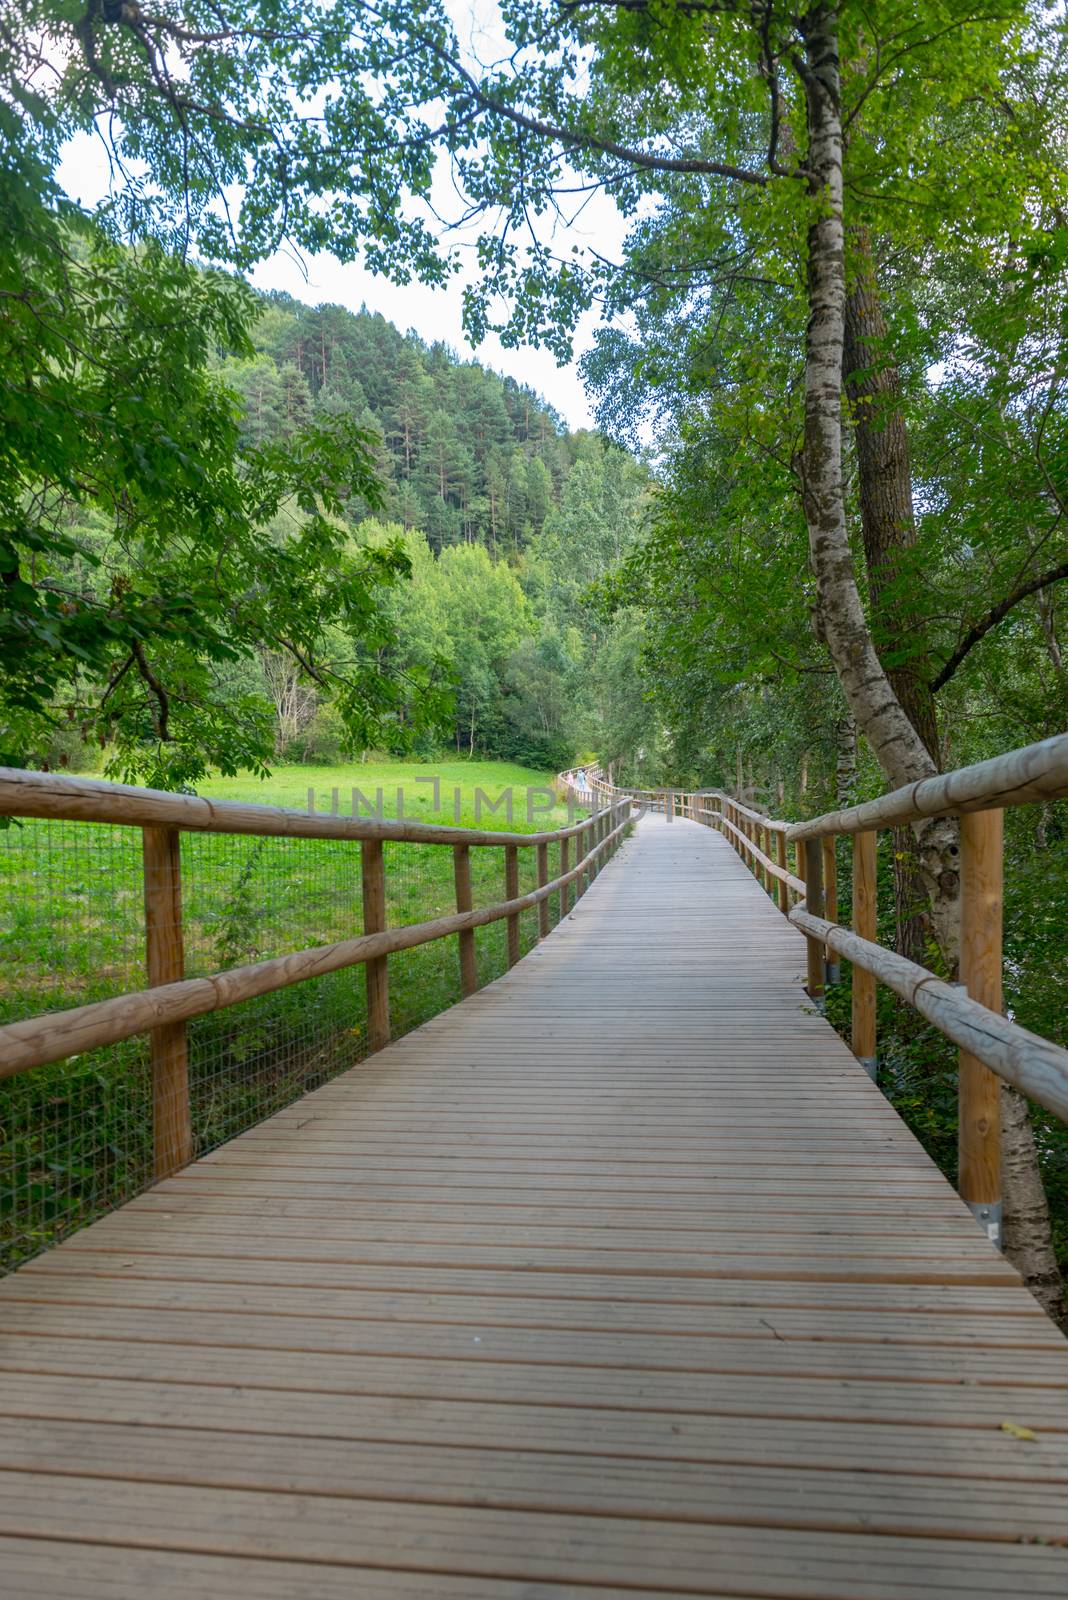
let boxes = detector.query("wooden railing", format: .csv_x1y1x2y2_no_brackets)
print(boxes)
589,736,1068,1248
0,767,631,1182
568,768,708,820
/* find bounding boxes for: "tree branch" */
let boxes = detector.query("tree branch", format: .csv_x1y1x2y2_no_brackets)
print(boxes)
131,638,170,739
431,37,769,185
931,559,1068,692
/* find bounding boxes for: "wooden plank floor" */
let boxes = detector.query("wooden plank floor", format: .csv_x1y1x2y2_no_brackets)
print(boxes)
1,813,1067,1596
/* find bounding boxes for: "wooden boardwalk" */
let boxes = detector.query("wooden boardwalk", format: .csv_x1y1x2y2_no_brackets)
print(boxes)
1,813,1067,1596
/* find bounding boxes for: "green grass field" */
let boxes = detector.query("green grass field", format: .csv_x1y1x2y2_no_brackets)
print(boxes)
204,757,569,825
0,759,586,1270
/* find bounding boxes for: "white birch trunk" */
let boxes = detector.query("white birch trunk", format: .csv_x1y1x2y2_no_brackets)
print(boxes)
797,8,933,791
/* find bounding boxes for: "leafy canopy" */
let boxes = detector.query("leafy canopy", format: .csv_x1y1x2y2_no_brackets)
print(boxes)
1,97,424,782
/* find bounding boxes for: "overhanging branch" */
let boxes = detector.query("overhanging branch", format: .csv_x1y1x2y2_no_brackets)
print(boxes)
931,559,1068,692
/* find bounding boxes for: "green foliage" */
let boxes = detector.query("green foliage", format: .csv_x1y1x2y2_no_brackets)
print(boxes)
358,454,648,767
0,118,430,785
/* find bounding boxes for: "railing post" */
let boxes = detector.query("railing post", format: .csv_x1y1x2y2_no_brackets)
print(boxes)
822,836,840,985
536,842,550,938
802,837,825,1006
453,843,478,997
559,834,570,919
143,825,192,1181
775,830,789,914
361,838,390,1052
851,831,877,1080
762,823,773,894
505,845,520,968
958,809,1004,1248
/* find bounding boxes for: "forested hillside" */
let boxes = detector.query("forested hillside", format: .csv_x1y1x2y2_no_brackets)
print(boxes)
227,295,571,552
9,269,650,782
225,297,652,772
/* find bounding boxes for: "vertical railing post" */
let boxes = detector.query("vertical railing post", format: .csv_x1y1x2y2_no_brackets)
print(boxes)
143,826,192,1181
775,830,789,914
802,837,825,1006
851,830,878,1080
453,843,478,997
959,809,1004,1248
822,836,840,984
361,838,390,1052
505,845,520,968
559,834,570,919
537,842,550,938
762,823,773,894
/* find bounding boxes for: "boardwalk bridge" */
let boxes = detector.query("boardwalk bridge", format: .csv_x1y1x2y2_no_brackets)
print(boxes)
1,743,1068,1595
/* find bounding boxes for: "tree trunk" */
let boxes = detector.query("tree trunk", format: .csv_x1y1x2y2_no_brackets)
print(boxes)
834,712,856,807
843,224,957,961
797,11,932,793
1001,1085,1065,1324
798,12,1060,1307
843,228,939,757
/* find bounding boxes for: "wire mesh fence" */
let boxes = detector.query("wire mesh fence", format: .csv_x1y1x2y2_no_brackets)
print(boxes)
1,802,603,1273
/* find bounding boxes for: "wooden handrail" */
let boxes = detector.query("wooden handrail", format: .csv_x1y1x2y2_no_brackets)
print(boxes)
1,764,633,1206
0,766,601,848
791,903,1068,1124
718,795,788,833
785,733,1068,840
588,741,1068,1250
718,812,805,894
0,805,631,1079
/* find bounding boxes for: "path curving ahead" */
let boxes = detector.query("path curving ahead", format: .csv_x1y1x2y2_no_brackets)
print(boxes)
0,813,1067,1596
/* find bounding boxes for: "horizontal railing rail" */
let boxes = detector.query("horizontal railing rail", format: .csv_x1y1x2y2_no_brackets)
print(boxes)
785,733,1068,840
0,767,598,849
589,736,1068,1249
0,765,632,1191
